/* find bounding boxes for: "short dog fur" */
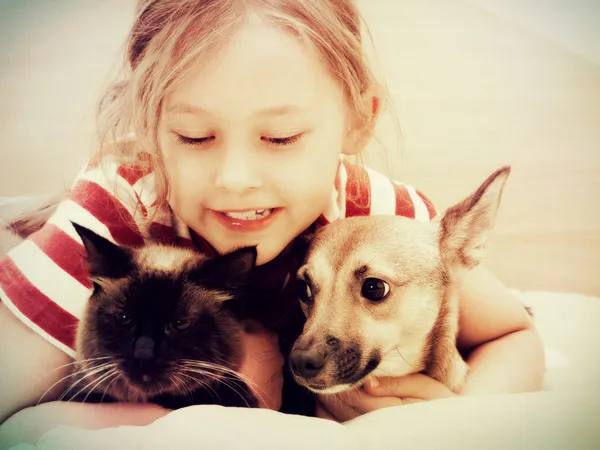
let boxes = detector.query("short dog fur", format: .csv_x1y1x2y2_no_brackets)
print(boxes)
289,167,511,395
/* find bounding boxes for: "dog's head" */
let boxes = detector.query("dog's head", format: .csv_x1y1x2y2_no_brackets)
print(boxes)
289,167,510,393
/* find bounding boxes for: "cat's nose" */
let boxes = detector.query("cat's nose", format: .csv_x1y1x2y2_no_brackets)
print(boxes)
133,335,155,360
289,348,326,379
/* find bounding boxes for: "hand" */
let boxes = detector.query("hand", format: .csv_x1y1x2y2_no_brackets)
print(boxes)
315,373,457,422
238,320,284,411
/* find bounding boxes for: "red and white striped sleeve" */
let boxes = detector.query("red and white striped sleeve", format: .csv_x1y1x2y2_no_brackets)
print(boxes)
0,156,160,356
341,160,438,221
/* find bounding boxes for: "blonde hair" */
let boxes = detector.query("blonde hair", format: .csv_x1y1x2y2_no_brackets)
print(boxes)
98,0,382,212
8,0,385,237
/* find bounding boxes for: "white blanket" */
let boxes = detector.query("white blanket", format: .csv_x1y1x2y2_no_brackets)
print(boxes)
8,291,600,450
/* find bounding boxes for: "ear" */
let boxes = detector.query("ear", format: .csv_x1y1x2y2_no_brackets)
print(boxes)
343,89,381,156
439,167,511,269
194,246,258,289
71,222,133,280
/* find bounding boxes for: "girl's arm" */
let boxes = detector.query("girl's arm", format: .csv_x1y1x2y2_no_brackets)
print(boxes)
0,301,72,423
456,266,546,394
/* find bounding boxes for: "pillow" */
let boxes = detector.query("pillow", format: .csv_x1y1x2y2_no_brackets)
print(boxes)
7,292,600,450
12,391,600,450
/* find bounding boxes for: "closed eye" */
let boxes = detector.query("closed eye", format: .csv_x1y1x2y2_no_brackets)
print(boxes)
174,133,214,147
261,133,303,147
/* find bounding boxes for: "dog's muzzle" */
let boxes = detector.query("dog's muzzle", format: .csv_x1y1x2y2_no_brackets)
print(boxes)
289,337,381,391
289,347,326,379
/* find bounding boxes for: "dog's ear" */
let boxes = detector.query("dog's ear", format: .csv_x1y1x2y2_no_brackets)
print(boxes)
439,167,510,269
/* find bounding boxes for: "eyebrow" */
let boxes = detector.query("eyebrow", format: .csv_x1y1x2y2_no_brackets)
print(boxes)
165,103,312,117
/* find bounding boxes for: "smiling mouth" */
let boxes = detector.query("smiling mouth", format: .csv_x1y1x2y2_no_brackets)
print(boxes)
218,209,274,221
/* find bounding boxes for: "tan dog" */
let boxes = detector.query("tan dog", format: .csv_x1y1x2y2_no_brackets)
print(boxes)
289,167,511,395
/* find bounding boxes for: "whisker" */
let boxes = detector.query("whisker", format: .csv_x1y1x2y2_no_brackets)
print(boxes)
181,364,263,395
69,367,118,403
395,347,412,368
59,363,116,402
180,366,266,408
81,369,118,404
168,374,185,398
100,373,120,404
178,371,219,401
217,377,254,408
37,369,90,405
178,359,275,406
50,356,112,373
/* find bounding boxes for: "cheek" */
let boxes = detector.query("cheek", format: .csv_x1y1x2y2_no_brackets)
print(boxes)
397,287,441,333
361,315,401,350
276,153,339,207
161,149,212,214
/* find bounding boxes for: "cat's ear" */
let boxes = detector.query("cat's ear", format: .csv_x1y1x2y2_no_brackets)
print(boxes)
71,222,133,280
194,246,257,289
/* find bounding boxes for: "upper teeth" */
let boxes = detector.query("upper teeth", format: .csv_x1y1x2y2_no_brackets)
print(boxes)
224,209,273,220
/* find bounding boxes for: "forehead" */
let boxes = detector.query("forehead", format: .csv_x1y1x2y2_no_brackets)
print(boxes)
111,275,225,315
163,13,346,122
307,217,441,283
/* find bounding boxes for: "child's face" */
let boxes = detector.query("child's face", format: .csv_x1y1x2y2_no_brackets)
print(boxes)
159,15,353,265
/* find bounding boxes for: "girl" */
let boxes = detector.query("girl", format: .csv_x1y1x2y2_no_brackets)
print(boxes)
0,0,544,440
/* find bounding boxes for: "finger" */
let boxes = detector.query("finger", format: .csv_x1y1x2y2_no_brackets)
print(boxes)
364,374,456,400
320,389,407,418
318,394,361,422
346,392,406,415
402,397,424,405
315,402,338,422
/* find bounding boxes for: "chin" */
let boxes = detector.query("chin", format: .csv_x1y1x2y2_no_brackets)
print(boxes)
254,244,282,266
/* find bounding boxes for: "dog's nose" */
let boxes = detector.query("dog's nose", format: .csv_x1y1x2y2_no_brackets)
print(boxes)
290,348,326,379
133,335,155,360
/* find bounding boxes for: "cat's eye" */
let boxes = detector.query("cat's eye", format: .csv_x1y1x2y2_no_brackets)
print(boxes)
166,319,192,334
174,319,191,330
296,279,313,303
117,313,133,326
361,278,390,302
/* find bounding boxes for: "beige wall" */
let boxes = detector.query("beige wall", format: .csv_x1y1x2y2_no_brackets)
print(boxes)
1,1,598,295
358,1,600,296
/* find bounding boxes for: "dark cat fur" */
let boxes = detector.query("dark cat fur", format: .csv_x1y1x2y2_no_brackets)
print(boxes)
67,223,259,409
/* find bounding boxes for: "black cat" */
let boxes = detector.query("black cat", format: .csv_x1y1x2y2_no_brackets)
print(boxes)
67,223,258,409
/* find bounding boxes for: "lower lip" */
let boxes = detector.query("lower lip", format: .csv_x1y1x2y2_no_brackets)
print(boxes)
210,208,282,233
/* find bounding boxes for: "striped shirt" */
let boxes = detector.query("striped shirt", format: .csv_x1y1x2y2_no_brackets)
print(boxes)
0,155,437,357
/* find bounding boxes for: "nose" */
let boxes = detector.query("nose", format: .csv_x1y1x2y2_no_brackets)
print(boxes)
133,335,155,361
290,348,326,379
214,148,261,193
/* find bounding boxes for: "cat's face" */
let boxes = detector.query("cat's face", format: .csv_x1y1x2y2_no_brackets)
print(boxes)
71,224,256,402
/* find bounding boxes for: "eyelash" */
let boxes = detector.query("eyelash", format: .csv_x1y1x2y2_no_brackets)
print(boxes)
262,134,302,147
175,134,213,147
174,133,303,148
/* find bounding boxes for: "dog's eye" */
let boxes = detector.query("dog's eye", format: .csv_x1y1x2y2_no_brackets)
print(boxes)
362,278,390,302
296,279,313,303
